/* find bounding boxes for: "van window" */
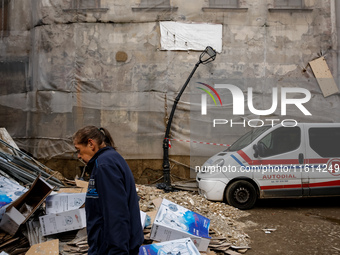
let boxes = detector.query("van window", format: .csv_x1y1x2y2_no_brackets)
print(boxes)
228,126,271,151
258,127,301,157
309,127,340,157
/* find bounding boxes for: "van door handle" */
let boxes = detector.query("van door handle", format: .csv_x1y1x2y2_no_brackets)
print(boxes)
299,153,304,164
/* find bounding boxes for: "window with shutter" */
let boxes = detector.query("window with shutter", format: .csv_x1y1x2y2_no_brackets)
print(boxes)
209,0,238,8
274,0,303,8
139,0,170,7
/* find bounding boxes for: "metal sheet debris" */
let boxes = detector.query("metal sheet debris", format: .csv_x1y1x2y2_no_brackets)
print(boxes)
0,128,66,188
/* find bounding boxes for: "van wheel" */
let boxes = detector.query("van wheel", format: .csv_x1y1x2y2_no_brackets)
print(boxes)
226,180,257,210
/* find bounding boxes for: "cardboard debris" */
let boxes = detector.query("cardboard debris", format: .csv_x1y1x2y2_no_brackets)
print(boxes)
0,182,252,254
26,239,59,255
140,210,147,229
0,176,28,212
205,250,218,255
224,249,243,255
152,197,163,209
45,193,86,214
139,237,200,255
309,56,339,97
0,176,53,236
57,180,88,193
26,218,46,246
57,187,86,193
75,179,89,191
62,228,88,254
150,198,211,251
146,210,158,225
39,208,86,236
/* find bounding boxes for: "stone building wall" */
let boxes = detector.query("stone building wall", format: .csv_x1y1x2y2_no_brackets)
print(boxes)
0,0,339,182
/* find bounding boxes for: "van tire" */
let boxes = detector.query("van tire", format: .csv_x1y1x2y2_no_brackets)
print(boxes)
226,180,257,210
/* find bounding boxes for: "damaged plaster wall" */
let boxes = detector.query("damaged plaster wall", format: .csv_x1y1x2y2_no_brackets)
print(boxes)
0,0,32,145
0,0,339,180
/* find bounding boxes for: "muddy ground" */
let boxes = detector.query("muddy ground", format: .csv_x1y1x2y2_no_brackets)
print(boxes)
240,196,340,255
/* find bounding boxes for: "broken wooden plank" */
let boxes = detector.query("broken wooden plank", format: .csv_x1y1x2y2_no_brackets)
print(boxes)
66,235,87,246
75,179,89,190
224,249,242,255
309,56,339,97
10,247,29,255
0,237,20,249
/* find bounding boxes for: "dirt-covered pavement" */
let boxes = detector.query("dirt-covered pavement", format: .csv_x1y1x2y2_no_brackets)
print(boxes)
240,196,340,255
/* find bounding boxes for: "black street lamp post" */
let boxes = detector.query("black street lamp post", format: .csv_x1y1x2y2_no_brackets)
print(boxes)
158,46,217,192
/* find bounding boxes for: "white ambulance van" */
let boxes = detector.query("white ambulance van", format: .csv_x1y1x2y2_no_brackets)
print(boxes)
196,123,340,209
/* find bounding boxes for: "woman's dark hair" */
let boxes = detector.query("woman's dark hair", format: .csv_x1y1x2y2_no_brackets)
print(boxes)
73,126,116,149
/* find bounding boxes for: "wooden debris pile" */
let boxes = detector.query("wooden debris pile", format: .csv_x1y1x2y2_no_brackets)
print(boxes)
0,232,29,255
62,235,89,254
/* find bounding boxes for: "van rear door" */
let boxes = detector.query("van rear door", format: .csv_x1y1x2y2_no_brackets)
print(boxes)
304,124,340,196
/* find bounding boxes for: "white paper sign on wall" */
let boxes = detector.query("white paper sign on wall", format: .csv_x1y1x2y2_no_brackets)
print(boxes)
160,21,222,53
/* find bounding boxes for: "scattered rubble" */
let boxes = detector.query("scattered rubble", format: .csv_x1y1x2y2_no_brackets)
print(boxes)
137,184,251,254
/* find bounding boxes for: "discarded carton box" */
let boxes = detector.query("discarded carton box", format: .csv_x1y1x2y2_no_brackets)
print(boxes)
150,198,211,251
139,237,200,255
0,176,53,236
45,193,86,214
0,176,28,209
39,208,86,236
0,176,28,221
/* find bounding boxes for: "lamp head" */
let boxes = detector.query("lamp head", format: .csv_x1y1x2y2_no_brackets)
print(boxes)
199,46,217,64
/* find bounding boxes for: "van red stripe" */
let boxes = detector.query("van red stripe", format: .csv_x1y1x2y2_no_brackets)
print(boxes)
254,159,300,165
237,150,252,163
307,158,329,164
237,150,299,165
261,184,302,190
262,180,340,190
308,180,340,188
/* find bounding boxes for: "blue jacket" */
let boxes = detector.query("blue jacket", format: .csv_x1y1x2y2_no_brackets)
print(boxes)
85,146,144,254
